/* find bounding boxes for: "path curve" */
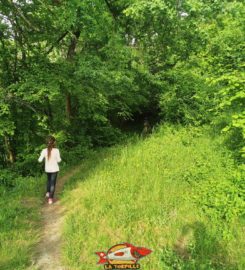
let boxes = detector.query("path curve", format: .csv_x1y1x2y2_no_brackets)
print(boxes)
30,166,81,270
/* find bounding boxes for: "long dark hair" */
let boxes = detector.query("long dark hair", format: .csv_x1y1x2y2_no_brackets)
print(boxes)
47,136,56,160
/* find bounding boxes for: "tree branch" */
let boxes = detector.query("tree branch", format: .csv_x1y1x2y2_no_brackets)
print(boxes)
5,94,38,113
67,30,81,60
104,0,117,20
46,31,69,54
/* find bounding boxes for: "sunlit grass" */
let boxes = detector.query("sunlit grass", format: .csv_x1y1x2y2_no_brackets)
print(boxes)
61,125,245,270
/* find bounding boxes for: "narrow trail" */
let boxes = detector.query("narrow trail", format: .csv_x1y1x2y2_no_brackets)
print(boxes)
30,166,82,270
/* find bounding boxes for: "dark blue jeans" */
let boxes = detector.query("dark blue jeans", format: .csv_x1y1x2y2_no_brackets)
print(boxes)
46,172,58,198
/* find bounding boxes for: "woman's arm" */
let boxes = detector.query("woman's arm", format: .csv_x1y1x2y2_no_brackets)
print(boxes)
56,149,61,163
38,149,45,162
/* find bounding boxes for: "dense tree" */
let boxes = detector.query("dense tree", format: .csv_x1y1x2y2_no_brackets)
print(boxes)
0,0,244,172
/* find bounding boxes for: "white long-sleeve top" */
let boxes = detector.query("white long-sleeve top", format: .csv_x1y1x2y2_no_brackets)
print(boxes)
38,148,61,173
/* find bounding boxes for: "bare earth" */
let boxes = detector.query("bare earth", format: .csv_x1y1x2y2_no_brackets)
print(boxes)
29,166,81,270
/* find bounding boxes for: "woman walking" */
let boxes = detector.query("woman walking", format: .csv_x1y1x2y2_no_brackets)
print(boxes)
38,136,61,204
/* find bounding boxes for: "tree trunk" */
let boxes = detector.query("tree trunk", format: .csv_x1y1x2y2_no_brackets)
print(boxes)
66,93,72,120
4,136,15,163
45,97,53,128
67,31,81,60
65,30,80,120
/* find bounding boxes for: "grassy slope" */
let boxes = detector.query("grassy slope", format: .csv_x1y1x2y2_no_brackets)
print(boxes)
61,125,245,270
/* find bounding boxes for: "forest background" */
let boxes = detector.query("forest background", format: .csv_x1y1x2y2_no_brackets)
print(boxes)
0,0,244,172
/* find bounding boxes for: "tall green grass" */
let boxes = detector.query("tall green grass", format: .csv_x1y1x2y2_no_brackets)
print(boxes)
61,125,245,270
0,160,83,270
0,175,45,270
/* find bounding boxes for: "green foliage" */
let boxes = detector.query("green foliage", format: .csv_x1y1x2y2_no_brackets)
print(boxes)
195,177,245,238
158,69,213,125
0,169,18,189
200,1,245,159
0,91,15,137
0,0,244,172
